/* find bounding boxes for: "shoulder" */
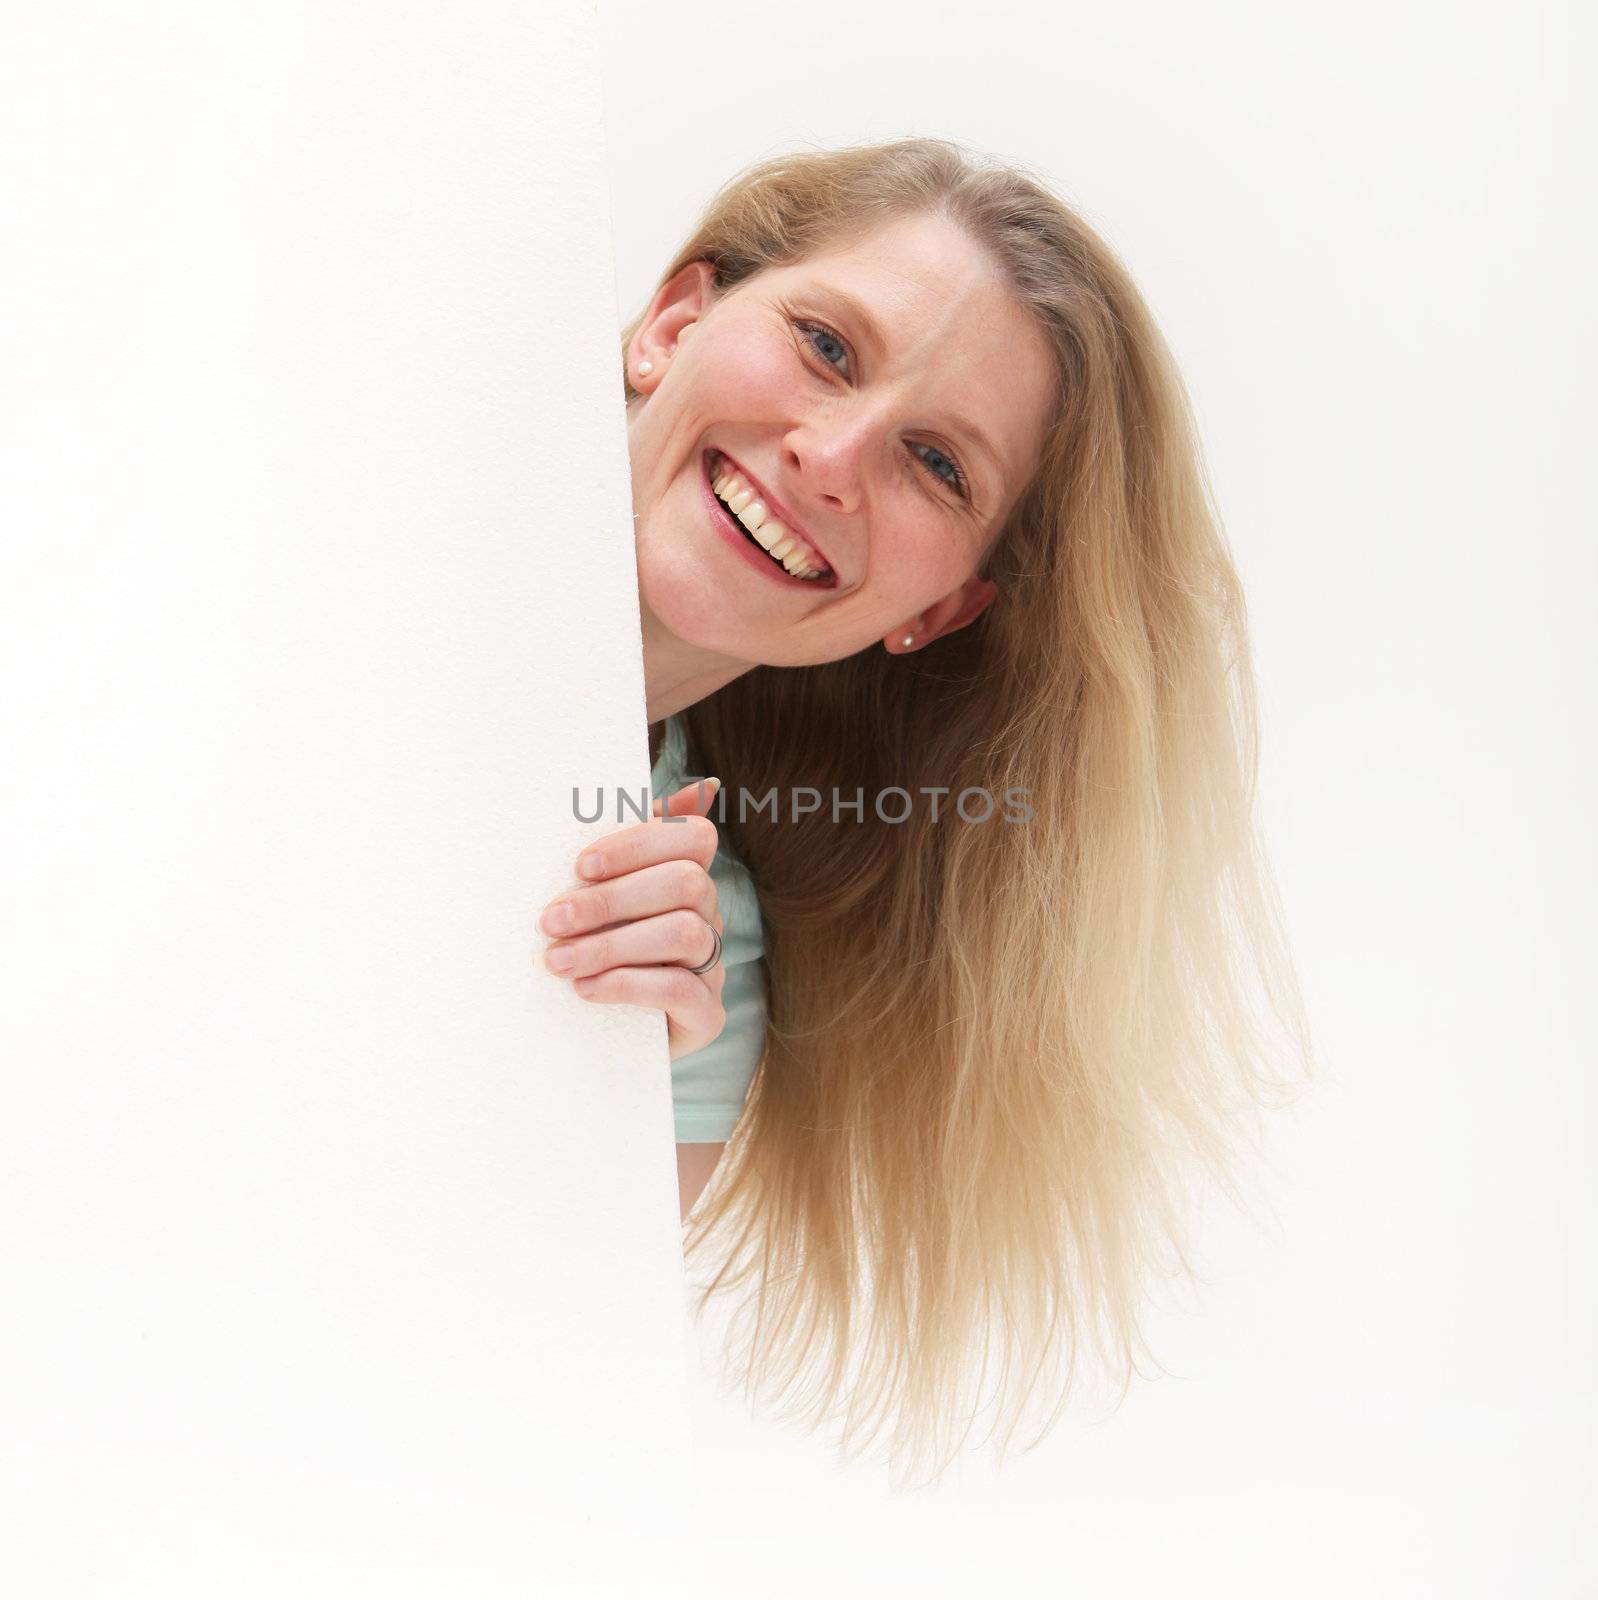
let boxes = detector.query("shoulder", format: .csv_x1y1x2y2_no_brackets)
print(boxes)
709,840,763,964
648,715,691,799
662,714,768,1143
651,715,764,961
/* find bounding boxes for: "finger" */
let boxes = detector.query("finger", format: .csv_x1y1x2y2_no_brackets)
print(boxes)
700,951,726,997
571,964,725,1057
545,908,717,980
575,809,718,884
540,858,717,938
652,775,722,820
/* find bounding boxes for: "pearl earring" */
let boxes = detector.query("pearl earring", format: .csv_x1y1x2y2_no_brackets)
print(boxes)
637,359,654,376
901,633,915,649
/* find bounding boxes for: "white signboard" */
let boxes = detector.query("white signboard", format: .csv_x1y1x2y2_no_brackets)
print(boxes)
0,4,691,1589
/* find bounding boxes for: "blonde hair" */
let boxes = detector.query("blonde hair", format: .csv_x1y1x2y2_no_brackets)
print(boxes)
623,138,1316,1489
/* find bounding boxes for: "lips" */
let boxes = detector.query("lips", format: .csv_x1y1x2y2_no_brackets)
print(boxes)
701,450,838,587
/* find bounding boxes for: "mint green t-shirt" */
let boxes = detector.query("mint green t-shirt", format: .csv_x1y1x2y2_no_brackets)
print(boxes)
650,715,768,1143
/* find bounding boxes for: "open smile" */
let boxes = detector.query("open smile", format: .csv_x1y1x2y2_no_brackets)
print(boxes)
700,450,837,588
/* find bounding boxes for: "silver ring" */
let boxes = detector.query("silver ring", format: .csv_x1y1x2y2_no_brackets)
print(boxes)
683,922,721,975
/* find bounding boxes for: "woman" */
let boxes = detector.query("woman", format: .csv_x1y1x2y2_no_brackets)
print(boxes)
540,139,1314,1488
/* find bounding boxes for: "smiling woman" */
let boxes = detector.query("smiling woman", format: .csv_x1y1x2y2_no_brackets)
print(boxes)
623,204,1057,682
542,137,1315,1490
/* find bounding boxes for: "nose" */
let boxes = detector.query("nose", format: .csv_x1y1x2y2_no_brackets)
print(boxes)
782,411,878,517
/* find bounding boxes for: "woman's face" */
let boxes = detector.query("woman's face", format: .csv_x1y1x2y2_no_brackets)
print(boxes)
625,210,1059,669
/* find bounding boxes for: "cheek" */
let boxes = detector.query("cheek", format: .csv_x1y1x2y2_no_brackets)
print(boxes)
693,327,794,413
875,508,975,597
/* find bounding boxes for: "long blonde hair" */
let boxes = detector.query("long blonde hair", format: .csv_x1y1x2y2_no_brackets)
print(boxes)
623,138,1315,1489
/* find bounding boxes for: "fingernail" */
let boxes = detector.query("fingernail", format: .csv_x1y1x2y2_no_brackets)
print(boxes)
576,852,605,880
545,946,575,974
540,900,576,935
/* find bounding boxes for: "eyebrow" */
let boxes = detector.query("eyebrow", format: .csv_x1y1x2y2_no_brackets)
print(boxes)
808,281,1005,497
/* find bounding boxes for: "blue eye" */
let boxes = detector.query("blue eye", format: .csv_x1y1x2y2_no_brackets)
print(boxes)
801,322,850,375
913,442,967,497
796,317,970,501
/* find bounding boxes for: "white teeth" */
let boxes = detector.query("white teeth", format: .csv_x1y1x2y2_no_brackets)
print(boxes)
710,454,827,579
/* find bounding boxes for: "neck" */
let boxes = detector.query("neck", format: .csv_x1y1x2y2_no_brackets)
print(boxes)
641,604,754,724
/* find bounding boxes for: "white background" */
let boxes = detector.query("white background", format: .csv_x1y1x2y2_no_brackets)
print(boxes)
599,0,1595,1593
2,2,1589,1595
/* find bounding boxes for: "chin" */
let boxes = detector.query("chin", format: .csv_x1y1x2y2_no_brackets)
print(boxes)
636,538,744,652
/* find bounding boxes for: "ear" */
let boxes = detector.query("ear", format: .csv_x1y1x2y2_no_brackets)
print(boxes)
889,575,999,653
627,260,717,386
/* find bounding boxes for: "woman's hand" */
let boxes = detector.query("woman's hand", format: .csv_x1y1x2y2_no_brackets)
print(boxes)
539,777,727,1061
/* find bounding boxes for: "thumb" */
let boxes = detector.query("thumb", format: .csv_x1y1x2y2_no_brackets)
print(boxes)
652,775,722,819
